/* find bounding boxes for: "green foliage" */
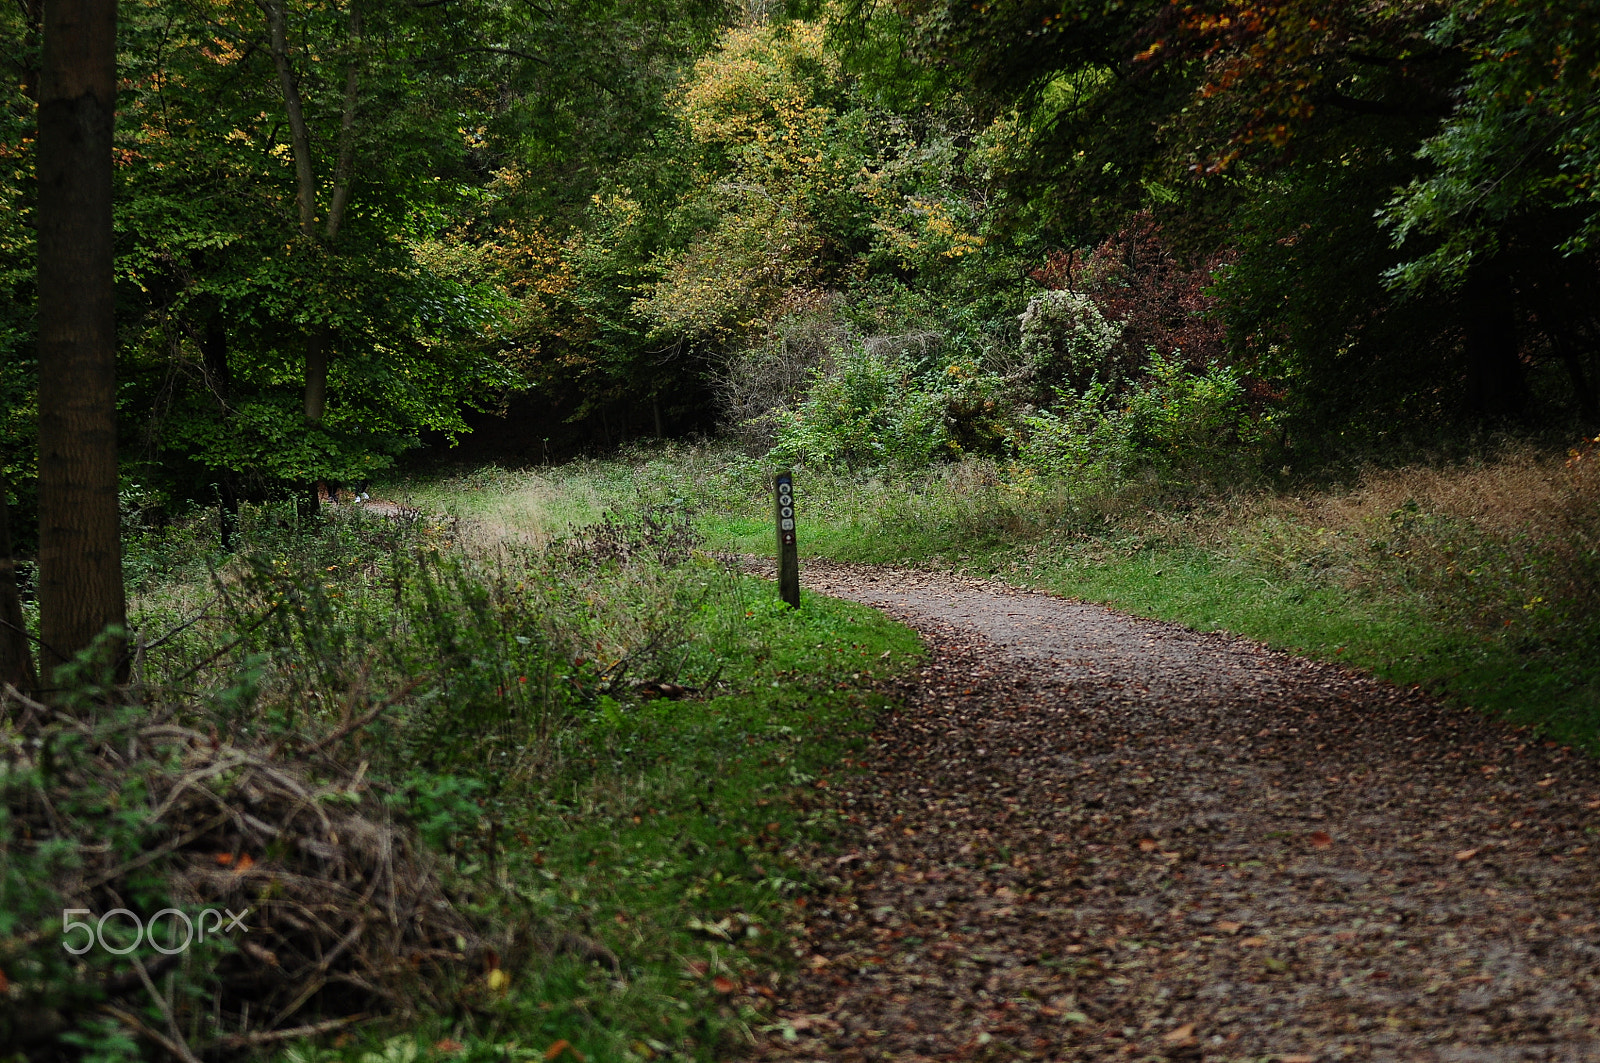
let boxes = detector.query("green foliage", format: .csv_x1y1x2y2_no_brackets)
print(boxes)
385,772,489,853
106,0,538,501
1015,289,1126,400
866,0,1600,437
106,489,920,1062
1382,0,1600,286
6,0,739,512
633,21,859,346
771,335,1010,468
632,17,1030,364
1,2,37,534
1016,354,1256,489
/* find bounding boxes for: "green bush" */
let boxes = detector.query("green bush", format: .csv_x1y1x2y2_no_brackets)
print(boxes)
1016,353,1257,490
1015,288,1127,402
771,335,1010,468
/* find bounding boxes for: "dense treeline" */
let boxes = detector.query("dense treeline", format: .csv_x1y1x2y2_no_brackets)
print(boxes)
3,0,1600,540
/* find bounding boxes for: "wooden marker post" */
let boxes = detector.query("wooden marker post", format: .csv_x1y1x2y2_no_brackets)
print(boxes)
774,471,800,607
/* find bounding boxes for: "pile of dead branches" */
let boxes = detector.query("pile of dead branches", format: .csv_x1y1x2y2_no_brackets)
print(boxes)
1,688,489,1060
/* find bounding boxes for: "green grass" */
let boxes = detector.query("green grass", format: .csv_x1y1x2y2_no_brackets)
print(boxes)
83,483,928,1063
461,587,920,1063
264,584,919,1063
1013,546,1591,736
390,443,1599,750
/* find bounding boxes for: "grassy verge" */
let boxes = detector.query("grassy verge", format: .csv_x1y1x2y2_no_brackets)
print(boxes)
13,497,921,1063
432,585,917,1063
390,440,1599,750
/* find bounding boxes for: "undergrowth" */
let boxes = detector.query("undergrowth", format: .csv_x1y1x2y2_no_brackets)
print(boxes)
394,434,1600,750
4,498,921,1063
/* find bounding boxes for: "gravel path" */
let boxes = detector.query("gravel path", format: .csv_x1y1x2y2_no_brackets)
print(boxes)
746,560,1600,1063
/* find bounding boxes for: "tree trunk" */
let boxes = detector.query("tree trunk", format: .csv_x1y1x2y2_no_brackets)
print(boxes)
326,0,363,242
1552,334,1600,427
1462,272,1524,421
201,317,232,404
263,0,317,238
294,481,322,524
0,489,37,694
303,328,329,422
263,0,328,434
200,320,240,549
35,0,126,681
262,0,363,515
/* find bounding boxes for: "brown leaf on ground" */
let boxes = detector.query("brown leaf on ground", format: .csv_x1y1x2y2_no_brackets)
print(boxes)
739,559,1600,1063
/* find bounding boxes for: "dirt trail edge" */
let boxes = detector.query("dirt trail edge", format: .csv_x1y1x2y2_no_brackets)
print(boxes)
743,559,1600,1063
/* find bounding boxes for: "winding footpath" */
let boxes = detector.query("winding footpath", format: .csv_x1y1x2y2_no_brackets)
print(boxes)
747,561,1600,1063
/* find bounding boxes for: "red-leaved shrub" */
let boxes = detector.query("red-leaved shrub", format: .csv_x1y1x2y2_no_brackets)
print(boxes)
1030,214,1233,369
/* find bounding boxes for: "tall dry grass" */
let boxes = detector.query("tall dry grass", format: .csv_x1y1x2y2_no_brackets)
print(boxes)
1216,439,1600,645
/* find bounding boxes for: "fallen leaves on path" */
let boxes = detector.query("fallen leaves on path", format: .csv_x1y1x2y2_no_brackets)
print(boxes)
743,561,1600,1062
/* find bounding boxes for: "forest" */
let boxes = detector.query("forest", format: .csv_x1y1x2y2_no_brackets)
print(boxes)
3,0,1598,518
4,0,1600,1060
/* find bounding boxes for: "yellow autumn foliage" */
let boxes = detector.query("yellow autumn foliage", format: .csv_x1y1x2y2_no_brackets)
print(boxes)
637,22,848,345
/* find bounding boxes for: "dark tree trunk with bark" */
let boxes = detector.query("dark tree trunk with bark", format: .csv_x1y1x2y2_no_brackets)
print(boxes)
1462,272,1524,421
0,489,37,693
201,319,240,549
201,317,231,401
35,0,125,679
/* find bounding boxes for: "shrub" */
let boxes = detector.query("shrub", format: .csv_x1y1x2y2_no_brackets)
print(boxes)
770,333,1011,468
716,293,849,452
0,691,486,1061
166,505,725,786
1123,353,1254,457
1014,289,1127,402
1015,353,1256,489
1029,214,1233,372
1015,379,1135,490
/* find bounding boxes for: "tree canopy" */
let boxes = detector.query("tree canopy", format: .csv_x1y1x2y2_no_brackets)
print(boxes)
4,0,1599,551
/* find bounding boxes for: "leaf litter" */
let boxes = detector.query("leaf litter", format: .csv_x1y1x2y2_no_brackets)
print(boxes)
743,560,1600,1062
